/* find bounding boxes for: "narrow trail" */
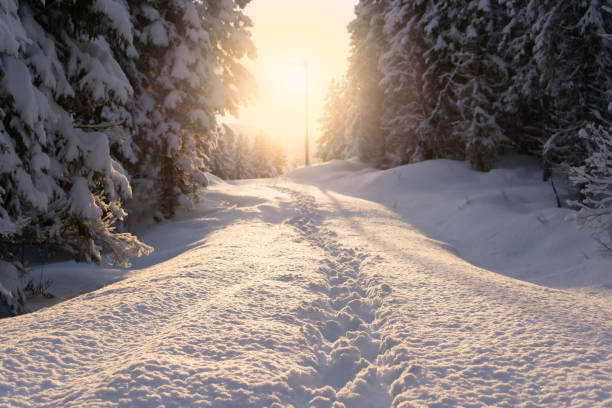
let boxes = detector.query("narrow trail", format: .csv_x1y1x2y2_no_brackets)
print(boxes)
274,187,394,407
272,185,611,408
0,181,609,408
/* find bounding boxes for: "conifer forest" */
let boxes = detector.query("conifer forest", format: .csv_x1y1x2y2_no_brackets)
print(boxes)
0,1,610,313
0,2,611,407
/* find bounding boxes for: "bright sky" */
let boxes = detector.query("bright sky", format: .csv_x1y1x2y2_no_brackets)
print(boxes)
226,0,358,167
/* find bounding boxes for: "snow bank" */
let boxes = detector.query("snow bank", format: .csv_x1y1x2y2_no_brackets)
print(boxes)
24,156,610,313
1,176,609,407
287,156,611,291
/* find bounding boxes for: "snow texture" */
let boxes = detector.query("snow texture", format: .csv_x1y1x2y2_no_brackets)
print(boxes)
1,159,610,407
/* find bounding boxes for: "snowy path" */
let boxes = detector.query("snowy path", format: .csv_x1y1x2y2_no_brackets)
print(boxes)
1,180,610,407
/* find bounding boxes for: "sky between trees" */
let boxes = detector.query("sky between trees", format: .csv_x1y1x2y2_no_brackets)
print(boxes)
224,0,358,165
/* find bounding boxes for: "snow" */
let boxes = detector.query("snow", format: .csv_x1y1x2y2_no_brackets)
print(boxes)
1,56,47,129
1,158,610,407
31,151,50,174
69,176,102,220
66,37,133,104
92,0,134,44
287,156,611,290
0,0,26,56
14,167,48,212
170,43,197,81
142,20,169,47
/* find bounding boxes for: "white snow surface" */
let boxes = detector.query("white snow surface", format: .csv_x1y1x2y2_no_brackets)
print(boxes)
1,158,610,407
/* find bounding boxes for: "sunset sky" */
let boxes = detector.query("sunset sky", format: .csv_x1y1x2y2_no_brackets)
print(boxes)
226,0,358,166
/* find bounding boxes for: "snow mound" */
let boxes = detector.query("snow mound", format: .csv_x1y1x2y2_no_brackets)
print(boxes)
288,156,611,291
285,158,372,183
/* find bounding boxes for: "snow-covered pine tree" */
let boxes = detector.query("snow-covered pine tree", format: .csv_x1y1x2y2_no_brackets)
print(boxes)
123,0,255,219
453,0,510,171
565,3,612,245
568,123,612,249
379,0,429,167
233,132,255,179
345,0,389,166
250,131,286,178
270,139,287,176
414,0,465,161
530,0,611,179
209,124,237,180
252,131,274,178
1,1,150,266
1,0,152,314
317,78,350,161
497,0,546,156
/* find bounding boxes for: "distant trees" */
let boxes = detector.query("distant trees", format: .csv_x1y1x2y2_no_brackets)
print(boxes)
317,78,352,162
0,0,255,314
318,0,611,246
209,128,286,180
346,0,388,165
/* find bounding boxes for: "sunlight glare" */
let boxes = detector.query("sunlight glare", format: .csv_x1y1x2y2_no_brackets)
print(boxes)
278,63,306,94
224,0,358,165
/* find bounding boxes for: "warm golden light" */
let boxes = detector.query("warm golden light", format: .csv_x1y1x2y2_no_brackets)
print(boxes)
277,61,306,94
224,0,358,166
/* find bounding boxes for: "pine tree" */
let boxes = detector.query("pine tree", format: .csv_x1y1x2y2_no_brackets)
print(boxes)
1,0,151,314
270,140,287,176
345,0,389,166
498,0,545,156
1,0,150,267
453,0,510,171
379,0,429,167
252,131,274,178
317,78,350,161
249,131,286,178
531,0,611,178
414,0,465,161
123,0,255,218
568,123,612,250
233,133,255,179
209,124,237,180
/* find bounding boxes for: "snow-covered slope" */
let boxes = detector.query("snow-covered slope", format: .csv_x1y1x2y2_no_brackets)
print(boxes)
1,159,610,407
287,156,611,291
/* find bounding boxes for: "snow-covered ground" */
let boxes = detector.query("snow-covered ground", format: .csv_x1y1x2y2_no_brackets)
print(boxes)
1,158,610,407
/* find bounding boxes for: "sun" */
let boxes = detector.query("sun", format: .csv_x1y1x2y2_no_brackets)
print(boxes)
277,62,307,94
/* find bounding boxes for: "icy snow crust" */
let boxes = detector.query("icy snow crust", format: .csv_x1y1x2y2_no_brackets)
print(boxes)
1,159,611,407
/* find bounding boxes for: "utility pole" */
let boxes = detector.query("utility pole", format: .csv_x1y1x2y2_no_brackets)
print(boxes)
305,61,310,166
